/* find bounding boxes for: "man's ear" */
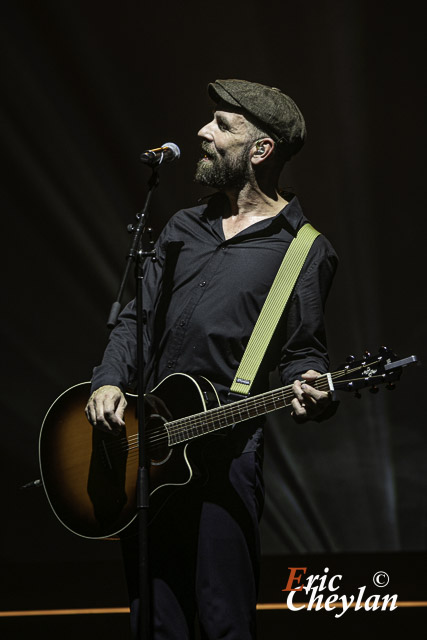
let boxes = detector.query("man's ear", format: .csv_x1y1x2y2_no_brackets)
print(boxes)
250,138,275,165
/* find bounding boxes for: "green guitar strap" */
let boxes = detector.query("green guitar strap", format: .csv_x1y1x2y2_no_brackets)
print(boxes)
229,223,321,397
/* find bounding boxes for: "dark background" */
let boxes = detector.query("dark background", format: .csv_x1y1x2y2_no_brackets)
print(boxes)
1,0,426,633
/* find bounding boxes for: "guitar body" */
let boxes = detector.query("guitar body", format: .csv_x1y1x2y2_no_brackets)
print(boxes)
39,348,416,540
39,373,220,539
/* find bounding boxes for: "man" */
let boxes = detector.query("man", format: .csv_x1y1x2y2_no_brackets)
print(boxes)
86,79,338,639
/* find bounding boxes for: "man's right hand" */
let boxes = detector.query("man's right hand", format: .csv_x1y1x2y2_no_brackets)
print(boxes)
85,385,127,435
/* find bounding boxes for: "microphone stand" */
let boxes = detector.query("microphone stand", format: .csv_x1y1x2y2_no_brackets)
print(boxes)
107,167,159,640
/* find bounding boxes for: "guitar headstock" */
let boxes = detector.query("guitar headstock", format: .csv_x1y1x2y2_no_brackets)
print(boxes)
332,346,418,395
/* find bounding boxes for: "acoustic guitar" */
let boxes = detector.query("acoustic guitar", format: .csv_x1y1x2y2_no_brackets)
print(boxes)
38,348,417,539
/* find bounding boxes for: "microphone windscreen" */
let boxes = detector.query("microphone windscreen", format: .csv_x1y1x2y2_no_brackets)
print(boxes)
162,142,181,160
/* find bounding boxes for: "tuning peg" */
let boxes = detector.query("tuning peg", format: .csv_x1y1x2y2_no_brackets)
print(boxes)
346,355,355,364
369,386,379,394
378,345,392,361
386,382,396,391
364,350,371,358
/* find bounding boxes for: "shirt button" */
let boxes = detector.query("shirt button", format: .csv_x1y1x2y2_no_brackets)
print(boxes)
179,320,186,327
167,360,174,368
199,281,207,287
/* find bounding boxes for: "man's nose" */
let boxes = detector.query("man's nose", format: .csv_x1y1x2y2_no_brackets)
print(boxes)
197,120,214,140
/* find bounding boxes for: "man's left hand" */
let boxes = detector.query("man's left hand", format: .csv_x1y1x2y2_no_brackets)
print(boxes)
291,370,331,423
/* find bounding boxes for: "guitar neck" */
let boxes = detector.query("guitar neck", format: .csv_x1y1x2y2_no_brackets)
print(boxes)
166,374,332,446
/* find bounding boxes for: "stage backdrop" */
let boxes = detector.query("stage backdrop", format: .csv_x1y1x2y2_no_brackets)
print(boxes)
1,0,426,614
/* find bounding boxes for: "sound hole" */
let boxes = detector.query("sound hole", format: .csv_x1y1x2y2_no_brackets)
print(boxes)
146,414,172,465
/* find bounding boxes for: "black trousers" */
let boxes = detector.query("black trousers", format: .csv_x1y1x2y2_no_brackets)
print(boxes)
121,448,265,639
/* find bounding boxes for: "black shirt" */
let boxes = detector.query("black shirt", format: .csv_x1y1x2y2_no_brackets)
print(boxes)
91,194,337,450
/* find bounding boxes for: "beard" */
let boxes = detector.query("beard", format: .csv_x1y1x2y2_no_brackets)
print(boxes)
194,141,252,190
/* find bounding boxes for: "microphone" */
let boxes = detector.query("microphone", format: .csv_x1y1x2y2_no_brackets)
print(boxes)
140,142,181,166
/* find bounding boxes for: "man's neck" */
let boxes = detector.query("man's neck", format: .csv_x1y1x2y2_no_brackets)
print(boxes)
220,184,289,240
223,183,288,219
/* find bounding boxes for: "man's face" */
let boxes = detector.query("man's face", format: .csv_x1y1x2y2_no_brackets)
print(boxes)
195,107,255,190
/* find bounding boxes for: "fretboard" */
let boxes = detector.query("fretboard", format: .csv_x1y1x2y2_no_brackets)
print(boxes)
166,375,329,446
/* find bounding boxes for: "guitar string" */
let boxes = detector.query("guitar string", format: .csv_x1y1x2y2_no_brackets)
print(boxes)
100,383,363,460
159,359,385,445
99,382,319,459
102,376,334,455
126,362,372,449
101,361,383,458
121,356,387,455
101,361,384,457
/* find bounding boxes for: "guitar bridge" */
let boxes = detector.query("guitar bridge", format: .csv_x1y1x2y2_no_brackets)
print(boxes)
101,439,113,471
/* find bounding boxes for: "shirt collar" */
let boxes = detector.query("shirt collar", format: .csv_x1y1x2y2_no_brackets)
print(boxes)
276,195,308,235
200,192,308,237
